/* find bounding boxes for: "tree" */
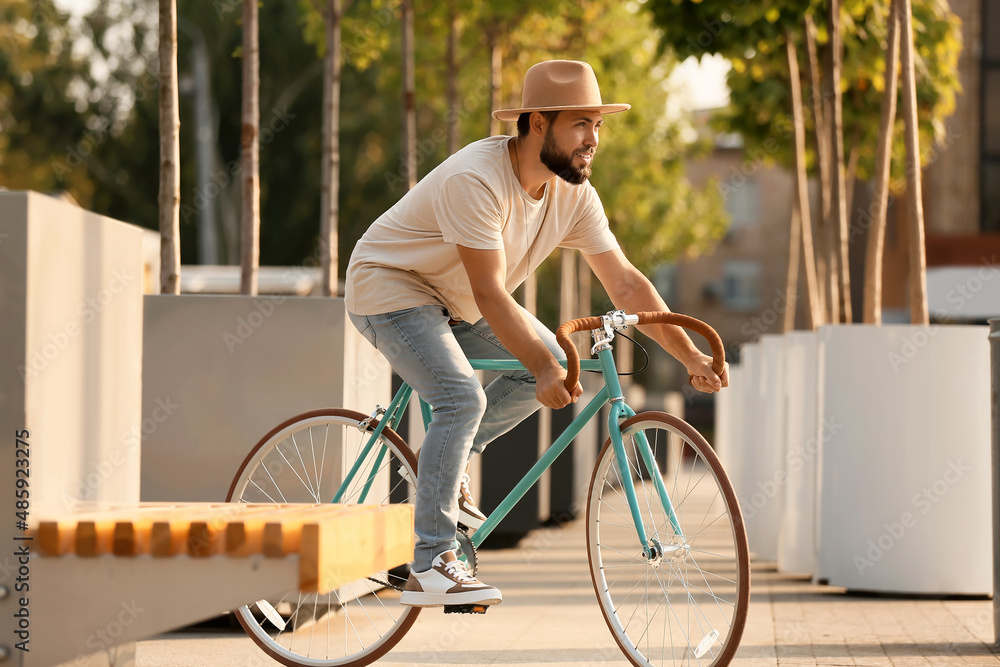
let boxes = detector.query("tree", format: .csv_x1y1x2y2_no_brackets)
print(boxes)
898,0,927,324
401,0,416,187
8,0,727,323
317,0,344,297
240,0,260,295
649,0,961,326
862,0,900,324
804,14,831,319
445,6,460,154
646,0,826,328
159,0,181,294
785,29,821,330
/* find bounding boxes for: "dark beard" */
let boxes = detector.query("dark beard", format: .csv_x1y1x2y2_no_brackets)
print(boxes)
539,129,591,185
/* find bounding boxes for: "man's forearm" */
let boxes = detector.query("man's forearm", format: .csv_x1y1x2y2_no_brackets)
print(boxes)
608,273,704,366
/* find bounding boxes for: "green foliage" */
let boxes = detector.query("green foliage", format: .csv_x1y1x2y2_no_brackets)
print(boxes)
578,3,728,271
646,0,820,61
1,0,727,283
647,0,962,192
0,0,118,205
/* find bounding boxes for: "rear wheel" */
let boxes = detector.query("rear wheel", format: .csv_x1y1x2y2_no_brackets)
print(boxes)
227,408,420,667
586,411,750,667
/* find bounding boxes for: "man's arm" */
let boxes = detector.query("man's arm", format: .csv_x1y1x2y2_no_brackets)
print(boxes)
585,248,728,393
456,245,584,409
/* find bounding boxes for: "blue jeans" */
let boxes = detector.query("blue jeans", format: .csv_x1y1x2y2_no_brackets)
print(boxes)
348,305,564,571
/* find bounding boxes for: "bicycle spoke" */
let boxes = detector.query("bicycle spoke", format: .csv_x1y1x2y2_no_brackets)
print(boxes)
316,424,330,503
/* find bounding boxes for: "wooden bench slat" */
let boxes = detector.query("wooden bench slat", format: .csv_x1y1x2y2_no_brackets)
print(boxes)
300,504,413,594
29,502,415,594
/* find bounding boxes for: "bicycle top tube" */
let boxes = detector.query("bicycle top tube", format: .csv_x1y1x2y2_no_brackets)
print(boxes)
471,358,604,372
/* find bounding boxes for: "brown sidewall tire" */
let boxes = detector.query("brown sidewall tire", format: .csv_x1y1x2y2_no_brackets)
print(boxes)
228,408,421,667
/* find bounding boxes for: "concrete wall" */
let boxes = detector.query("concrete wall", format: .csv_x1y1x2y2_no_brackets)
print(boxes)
140,295,390,502
0,191,144,665
0,191,144,517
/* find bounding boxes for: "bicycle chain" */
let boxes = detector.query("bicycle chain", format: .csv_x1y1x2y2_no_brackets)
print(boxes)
364,526,478,592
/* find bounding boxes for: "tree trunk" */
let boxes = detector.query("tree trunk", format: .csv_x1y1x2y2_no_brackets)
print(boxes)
899,0,929,324
805,14,831,322
825,0,851,322
185,22,218,266
446,10,460,155
487,27,502,137
577,251,593,356
863,0,901,325
783,204,802,333
786,32,821,331
158,0,181,294
319,0,342,297
820,30,842,324
240,0,260,296
845,124,862,220
401,0,416,190
559,249,577,327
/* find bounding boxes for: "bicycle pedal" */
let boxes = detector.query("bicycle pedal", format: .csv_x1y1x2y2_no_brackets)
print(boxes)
443,604,489,615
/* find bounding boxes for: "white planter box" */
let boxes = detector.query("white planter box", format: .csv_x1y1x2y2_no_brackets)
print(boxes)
814,324,991,594
777,331,820,575
732,342,760,514
0,191,144,517
715,363,743,493
733,341,784,561
739,335,786,562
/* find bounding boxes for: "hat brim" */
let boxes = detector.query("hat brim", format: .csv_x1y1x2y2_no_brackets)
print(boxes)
491,103,631,123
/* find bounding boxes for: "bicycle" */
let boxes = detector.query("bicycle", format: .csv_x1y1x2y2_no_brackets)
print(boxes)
226,309,750,667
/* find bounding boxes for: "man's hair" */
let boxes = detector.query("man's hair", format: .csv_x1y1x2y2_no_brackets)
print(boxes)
516,110,561,137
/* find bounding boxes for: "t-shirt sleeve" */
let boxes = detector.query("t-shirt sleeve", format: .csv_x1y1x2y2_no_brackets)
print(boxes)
559,183,620,255
433,173,505,250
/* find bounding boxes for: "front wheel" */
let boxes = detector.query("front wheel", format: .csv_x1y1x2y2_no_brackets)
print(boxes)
586,411,750,667
227,408,420,667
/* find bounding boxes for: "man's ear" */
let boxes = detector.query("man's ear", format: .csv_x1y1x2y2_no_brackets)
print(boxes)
530,111,548,137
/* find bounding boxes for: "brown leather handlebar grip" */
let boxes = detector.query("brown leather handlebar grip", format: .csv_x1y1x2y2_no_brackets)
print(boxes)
555,312,726,392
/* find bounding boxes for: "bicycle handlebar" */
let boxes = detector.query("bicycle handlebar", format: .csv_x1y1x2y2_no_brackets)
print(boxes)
555,312,726,392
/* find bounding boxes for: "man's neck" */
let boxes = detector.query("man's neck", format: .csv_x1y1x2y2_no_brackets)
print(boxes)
510,137,551,201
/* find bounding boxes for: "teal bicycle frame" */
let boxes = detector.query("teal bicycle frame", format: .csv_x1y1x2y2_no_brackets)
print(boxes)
332,347,684,558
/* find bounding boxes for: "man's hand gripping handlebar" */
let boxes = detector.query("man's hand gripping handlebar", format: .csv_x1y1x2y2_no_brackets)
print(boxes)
555,310,727,392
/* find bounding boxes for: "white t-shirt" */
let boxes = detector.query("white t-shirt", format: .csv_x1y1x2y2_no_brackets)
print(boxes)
345,135,619,322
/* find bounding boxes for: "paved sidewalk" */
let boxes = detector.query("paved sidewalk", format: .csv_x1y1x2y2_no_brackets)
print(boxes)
137,518,1000,666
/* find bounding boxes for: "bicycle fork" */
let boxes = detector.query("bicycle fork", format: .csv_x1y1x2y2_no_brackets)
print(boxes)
598,347,685,560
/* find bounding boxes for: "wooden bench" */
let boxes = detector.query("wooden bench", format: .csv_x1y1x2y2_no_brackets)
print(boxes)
24,502,412,667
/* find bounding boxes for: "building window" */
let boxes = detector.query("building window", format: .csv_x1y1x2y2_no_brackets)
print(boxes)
983,0,1000,231
721,260,761,311
723,177,760,229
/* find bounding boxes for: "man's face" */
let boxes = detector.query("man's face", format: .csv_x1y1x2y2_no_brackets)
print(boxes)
539,111,603,185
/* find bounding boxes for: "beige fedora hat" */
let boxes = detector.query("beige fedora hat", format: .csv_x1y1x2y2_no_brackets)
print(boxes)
492,60,630,122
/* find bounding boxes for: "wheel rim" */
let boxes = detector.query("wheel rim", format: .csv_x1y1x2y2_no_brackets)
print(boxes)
587,413,750,667
228,410,420,667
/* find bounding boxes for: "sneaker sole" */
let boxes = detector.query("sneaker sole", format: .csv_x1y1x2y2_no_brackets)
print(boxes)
399,590,502,607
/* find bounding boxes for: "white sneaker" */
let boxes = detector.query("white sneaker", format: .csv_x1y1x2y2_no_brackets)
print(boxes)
399,550,502,607
458,473,487,530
